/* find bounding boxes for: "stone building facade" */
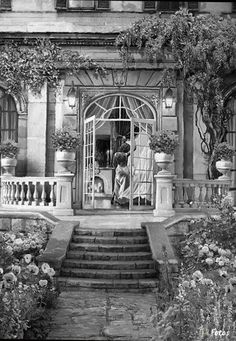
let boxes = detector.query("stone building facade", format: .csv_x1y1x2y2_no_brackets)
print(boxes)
0,1,236,211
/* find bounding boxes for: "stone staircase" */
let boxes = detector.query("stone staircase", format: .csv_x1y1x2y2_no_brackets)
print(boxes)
59,227,159,290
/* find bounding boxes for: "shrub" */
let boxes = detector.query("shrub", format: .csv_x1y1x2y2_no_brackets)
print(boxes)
51,128,81,152
0,225,59,339
0,140,18,158
213,142,235,162
149,130,178,155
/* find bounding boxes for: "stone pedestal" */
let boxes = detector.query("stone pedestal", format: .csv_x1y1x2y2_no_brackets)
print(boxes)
153,173,175,218
53,173,74,216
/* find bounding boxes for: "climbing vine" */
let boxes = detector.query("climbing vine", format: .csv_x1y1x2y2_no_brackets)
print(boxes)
116,9,236,178
0,38,106,95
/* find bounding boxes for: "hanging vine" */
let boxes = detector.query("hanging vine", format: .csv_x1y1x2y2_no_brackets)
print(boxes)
116,9,236,178
0,38,106,95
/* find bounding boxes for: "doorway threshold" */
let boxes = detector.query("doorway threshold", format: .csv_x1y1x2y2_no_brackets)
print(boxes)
74,209,154,216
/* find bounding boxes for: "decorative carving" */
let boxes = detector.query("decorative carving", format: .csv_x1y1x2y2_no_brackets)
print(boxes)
144,94,160,109
81,93,95,109
113,69,126,87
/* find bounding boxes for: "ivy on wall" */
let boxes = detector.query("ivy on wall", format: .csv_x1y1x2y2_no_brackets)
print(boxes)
0,38,106,95
116,9,236,178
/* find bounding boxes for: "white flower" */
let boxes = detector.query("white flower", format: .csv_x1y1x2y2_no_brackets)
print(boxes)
5,245,13,255
47,267,55,277
24,254,32,264
218,248,227,256
218,261,225,267
201,245,209,254
182,280,190,288
208,252,214,257
219,269,228,277
27,264,39,275
11,264,21,275
3,272,17,284
205,258,214,266
39,279,48,287
41,263,50,273
0,268,3,275
190,280,196,288
201,278,214,286
198,250,204,258
209,243,217,251
193,270,203,281
14,238,23,245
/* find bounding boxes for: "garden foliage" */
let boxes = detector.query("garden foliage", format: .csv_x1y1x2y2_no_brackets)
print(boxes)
0,222,59,339
151,195,236,340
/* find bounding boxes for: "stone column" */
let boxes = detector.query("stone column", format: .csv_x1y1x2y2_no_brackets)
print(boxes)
153,173,175,218
53,174,74,216
27,83,47,176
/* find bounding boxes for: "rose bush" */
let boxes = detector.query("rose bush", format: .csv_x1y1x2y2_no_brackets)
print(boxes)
151,196,236,340
0,225,59,339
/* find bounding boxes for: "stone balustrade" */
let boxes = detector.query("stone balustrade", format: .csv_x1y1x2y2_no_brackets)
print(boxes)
0,176,57,208
0,174,74,215
173,178,231,208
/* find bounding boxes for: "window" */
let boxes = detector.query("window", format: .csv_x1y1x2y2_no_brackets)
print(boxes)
0,0,11,11
187,2,198,12
55,0,110,11
143,1,156,11
158,1,180,12
0,88,18,142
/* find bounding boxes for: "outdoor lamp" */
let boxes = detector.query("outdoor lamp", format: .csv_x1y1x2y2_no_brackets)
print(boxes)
164,88,174,108
67,81,76,108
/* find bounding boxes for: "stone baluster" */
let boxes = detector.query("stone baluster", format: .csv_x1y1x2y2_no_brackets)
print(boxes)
10,182,15,204
20,181,25,205
26,181,32,205
33,181,39,206
15,182,20,205
40,181,46,206
183,183,189,207
205,183,210,205
49,181,54,207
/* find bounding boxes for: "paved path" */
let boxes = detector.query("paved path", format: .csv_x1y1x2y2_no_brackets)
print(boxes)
47,289,158,340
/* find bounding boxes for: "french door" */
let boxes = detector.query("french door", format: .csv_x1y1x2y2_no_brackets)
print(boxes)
129,118,155,210
83,115,95,209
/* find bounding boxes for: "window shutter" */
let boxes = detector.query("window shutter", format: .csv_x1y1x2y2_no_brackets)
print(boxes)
97,0,110,9
143,1,156,10
55,0,67,10
232,2,236,12
0,0,11,10
188,2,198,11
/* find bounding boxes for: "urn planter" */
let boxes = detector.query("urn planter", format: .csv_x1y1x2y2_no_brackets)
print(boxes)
154,152,174,175
56,150,75,174
215,159,232,180
1,157,17,176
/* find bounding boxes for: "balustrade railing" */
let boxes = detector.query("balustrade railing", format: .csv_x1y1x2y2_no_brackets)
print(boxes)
0,177,57,209
173,178,231,208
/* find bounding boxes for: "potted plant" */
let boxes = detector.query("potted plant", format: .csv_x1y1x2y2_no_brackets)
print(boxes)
149,130,178,174
0,140,18,176
51,128,81,174
214,142,235,180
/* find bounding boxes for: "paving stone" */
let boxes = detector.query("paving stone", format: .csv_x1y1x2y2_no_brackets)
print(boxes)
47,289,158,340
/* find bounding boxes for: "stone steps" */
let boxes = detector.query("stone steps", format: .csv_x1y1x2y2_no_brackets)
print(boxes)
66,250,153,261
69,242,151,252
59,228,159,290
62,259,155,270
58,277,159,290
72,235,149,244
61,268,157,279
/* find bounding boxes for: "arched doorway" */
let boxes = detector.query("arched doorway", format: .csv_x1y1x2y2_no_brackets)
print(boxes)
82,94,156,210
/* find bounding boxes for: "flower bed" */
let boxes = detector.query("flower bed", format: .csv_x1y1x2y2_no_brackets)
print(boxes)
152,195,236,340
0,223,59,339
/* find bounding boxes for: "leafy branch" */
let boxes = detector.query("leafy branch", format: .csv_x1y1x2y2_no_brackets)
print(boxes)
116,9,236,178
0,38,106,95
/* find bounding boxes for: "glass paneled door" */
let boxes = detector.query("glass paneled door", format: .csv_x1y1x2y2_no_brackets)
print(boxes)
83,115,95,209
129,118,155,210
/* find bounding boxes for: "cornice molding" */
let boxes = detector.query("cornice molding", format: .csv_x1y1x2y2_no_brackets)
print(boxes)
0,32,117,46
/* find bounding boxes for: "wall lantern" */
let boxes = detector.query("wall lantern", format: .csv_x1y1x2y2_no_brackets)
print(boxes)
164,88,174,108
67,81,76,108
